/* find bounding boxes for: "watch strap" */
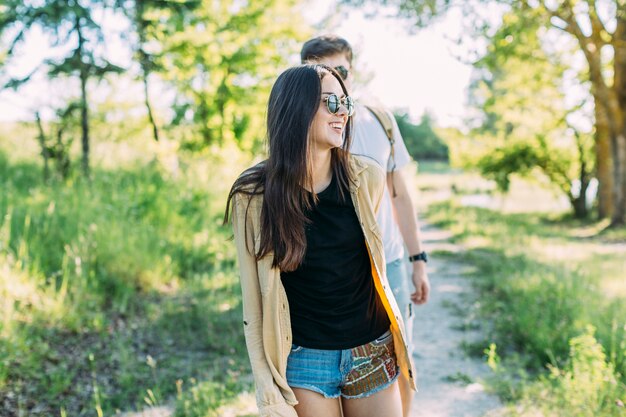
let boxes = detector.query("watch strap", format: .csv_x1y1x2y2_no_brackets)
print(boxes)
408,251,428,263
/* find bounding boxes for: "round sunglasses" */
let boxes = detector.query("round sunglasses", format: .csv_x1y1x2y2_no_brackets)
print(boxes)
324,94,355,116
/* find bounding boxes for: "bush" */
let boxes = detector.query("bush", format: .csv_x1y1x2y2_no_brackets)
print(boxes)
394,112,449,161
512,328,625,417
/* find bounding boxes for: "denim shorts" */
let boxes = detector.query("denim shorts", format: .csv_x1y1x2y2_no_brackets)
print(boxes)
386,258,414,357
286,329,399,399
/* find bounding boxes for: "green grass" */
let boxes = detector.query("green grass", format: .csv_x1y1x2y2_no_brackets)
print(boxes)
426,200,626,416
0,144,254,416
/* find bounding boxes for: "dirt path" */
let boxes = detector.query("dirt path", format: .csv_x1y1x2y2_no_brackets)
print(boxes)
409,224,504,417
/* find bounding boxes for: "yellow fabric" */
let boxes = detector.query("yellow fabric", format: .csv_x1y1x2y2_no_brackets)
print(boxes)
231,155,417,417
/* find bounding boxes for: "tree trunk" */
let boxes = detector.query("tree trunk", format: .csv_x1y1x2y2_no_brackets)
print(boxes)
134,0,160,143
594,102,613,218
586,56,624,225
614,134,626,225
35,112,50,181
55,123,71,179
80,71,90,177
197,99,212,144
142,70,160,142
570,175,589,219
572,195,588,218
571,129,591,219
76,17,90,178
610,14,626,225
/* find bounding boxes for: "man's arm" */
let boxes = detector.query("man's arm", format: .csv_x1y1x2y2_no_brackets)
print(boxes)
387,168,430,304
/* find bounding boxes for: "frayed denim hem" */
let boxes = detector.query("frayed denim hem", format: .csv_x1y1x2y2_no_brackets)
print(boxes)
288,383,341,399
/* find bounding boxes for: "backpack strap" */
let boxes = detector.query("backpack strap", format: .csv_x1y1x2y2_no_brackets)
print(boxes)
364,105,398,197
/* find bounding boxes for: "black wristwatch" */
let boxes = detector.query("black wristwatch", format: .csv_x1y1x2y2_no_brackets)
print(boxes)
408,251,428,263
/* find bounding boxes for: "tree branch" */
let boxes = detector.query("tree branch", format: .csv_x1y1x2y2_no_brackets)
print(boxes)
586,0,611,46
553,1,622,137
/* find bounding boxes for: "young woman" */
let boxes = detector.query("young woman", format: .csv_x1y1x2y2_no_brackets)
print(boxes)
225,64,416,417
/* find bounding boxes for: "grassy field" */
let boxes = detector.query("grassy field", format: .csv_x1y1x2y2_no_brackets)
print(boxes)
0,132,256,416
416,162,626,417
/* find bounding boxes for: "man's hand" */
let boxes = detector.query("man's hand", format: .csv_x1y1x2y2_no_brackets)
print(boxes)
410,261,430,304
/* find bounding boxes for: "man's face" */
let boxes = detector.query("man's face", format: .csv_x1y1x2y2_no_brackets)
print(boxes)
311,53,352,93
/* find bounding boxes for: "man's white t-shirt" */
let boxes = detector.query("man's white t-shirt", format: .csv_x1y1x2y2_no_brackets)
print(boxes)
350,103,411,263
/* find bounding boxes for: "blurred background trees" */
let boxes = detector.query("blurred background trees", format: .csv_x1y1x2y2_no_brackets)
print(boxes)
356,0,625,224
2,0,624,223
0,0,308,171
1,0,125,176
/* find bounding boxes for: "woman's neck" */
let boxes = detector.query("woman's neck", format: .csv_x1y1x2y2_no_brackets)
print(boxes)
309,147,333,194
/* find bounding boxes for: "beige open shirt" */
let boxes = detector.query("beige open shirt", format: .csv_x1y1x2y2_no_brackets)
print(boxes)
231,155,417,417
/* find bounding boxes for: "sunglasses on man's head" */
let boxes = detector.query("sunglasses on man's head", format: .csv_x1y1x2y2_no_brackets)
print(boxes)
334,65,350,80
324,94,355,117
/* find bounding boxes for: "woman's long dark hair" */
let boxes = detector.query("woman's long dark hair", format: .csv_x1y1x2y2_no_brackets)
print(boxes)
224,64,353,271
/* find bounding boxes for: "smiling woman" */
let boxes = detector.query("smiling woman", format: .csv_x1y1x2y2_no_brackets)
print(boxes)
224,64,415,417
310,75,354,161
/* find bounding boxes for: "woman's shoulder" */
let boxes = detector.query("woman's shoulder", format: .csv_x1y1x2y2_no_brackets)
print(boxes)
231,162,266,209
349,154,385,185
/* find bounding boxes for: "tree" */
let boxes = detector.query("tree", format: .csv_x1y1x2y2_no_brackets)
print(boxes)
352,0,626,225
114,0,201,143
119,0,161,143
0,0,124,177
468,10,595,218
528,1,624,224
154,0,309,150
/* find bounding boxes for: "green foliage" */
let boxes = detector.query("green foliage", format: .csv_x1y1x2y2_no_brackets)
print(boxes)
432,127,481,169
1,0,314,159
0,0,131,175
470,9,568,137
154,0,310,150
394,111,449,161
1,0,125,85
0,143,251,415
506,328,626,417
477,140,564,193
373,0,622,221
466,10,595,217
546,328,623,415
477,143,533,192
361,0,600,219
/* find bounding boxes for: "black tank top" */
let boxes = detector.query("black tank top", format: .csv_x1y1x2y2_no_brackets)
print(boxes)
280,174,390,349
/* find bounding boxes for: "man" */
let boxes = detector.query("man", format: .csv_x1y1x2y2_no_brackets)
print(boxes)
301,35,430,416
